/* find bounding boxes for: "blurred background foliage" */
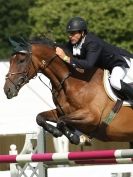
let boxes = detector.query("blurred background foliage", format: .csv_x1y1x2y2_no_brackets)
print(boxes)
0,0,133,59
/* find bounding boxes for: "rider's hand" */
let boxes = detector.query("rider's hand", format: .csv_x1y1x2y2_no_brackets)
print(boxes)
56,47,66,59
56,47,70,63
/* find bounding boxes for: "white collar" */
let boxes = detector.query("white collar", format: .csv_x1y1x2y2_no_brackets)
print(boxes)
73,36,86,56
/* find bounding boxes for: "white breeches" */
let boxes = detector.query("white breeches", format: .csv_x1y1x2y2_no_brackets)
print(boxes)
110,66,127,90
110,57,131,90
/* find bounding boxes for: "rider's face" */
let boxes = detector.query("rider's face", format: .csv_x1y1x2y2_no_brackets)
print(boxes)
68,31,84,45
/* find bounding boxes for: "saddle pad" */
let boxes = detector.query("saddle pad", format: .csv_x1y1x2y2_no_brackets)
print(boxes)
103,69,130,106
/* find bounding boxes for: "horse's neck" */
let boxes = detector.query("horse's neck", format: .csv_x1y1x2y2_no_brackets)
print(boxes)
48,66,104,94
41,60,70,90
71,67,104,84
91,68,104,84
42,68,61,89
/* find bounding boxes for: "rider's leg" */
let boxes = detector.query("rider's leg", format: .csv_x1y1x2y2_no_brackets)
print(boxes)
120,80,133,101
110,66,126,90
110,66,133,101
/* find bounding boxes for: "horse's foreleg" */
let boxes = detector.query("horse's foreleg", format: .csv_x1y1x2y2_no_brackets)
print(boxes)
57,121,91,145
57,121,80,145
57,108,99,144
36,109,63,137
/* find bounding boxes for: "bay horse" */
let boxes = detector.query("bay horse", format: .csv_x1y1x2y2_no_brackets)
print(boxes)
3,37,133,145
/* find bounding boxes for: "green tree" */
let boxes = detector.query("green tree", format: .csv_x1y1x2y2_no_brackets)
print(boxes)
29,0,133,52
0,0,133,59
0,0,34,59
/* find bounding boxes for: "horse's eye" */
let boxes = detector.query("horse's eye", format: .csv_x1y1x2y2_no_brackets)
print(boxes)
19,58,25,63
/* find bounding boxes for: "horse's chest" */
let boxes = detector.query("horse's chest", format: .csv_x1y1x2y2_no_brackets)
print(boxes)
56,94,77,113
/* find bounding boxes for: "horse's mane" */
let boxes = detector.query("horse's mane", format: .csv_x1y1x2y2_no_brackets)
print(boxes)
30,36,56,48
30,36,71,54
9,35,70,56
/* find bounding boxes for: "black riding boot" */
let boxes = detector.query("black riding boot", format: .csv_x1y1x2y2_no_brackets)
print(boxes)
120,80,133,102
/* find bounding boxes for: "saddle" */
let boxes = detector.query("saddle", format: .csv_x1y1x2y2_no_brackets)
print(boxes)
103,69,133,106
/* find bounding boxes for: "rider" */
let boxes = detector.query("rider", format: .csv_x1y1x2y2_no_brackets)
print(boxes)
56,16,133,101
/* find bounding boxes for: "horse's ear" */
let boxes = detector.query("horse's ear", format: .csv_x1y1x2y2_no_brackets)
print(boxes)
19,37,29,47
8,37,19,48
8,36,30,53
17,36,31,51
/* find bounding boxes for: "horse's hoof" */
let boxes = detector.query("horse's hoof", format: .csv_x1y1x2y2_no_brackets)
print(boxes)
36,118,43,126
69,134,80,145
57,121,65,129
53,129,63,137
79,135,92,146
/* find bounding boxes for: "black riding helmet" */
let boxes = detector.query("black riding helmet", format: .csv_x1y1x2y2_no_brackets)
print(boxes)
66,17,88,33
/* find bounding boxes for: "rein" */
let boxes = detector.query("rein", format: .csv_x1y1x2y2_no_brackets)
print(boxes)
40,54,71,116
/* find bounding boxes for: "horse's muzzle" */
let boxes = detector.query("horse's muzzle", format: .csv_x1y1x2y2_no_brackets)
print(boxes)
4,85,18,99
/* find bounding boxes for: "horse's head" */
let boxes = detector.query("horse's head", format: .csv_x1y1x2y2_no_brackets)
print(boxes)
4,36,67,99
4,37,38,99
4,36,76,99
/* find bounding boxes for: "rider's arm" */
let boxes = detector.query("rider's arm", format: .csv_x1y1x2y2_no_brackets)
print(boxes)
70,42,102,69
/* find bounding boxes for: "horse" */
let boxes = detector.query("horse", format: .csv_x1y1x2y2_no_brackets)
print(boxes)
3,37,133,146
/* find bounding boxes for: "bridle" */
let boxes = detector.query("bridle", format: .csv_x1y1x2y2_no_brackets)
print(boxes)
6,45,71,116
5,51,37,91
41,54,57,69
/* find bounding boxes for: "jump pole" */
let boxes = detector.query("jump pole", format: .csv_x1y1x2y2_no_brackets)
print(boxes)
0,149,133,164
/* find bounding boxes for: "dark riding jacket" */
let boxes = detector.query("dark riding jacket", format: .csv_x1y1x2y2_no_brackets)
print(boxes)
65,32,133,72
